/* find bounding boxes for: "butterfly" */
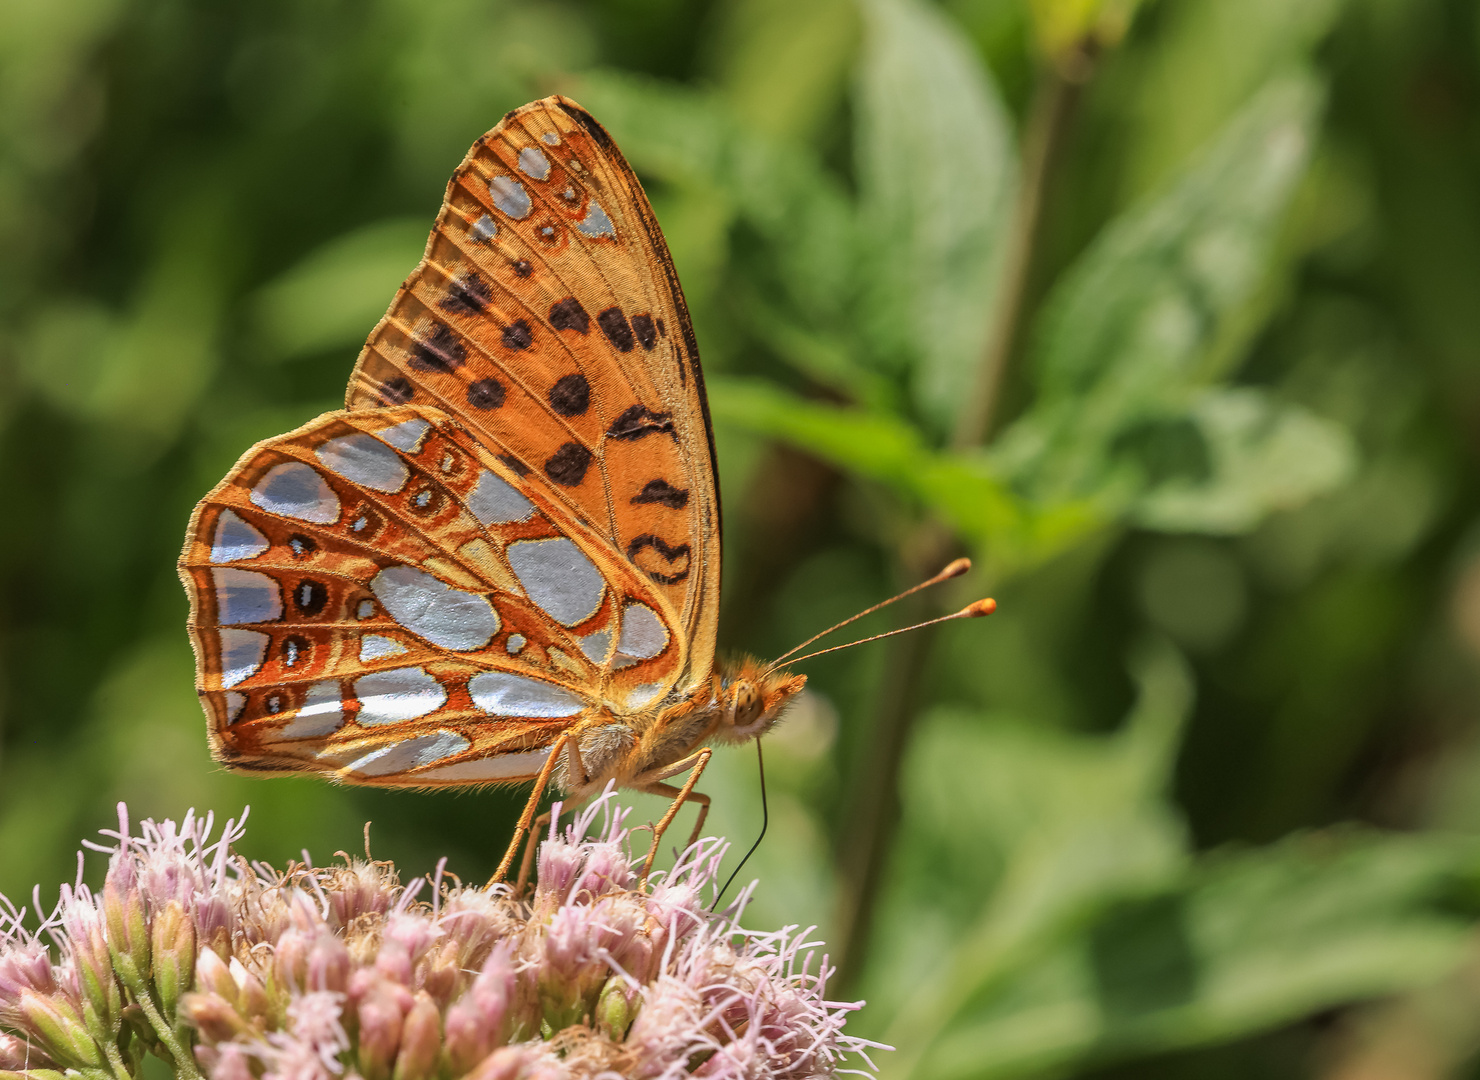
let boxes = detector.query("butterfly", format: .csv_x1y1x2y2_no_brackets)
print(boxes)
179,96,992,883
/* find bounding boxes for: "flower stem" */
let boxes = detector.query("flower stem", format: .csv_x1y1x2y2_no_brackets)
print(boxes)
132,993,199,1080
833,42,1098,989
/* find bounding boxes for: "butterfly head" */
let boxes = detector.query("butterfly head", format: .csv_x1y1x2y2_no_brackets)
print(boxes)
711,657,807,743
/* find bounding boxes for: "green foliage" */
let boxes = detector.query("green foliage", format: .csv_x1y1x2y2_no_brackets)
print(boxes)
5,0,1480,1077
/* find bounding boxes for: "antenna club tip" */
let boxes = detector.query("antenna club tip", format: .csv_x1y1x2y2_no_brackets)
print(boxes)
940,557,972,580
961,598,997,618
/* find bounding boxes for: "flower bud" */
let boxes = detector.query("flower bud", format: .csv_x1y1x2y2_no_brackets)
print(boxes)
178,993,251,1043
151,899,197,1015
355,977,408,1080
17,990,101,1069
274,928,313,992
593,975,638,1040
443,946,515,1073
307,932,351,994
102,853,151,992
392,991,439,1080
195,948,238,1005
63,899,123,1040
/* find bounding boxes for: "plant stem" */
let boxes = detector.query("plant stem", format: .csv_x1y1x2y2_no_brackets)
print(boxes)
832,45,1097,990
133,994,199,1080
953,56,1093,450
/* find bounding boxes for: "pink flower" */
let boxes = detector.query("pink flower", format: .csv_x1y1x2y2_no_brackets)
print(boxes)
0,788,885,1079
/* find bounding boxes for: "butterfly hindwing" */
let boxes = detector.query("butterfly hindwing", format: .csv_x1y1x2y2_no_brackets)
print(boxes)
344,96,721,697
179,405,686,788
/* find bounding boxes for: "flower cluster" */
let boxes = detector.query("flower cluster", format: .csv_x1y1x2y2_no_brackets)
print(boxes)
0,789,882,1080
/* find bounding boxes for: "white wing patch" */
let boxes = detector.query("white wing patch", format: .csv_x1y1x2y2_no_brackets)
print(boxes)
210,510,268,563
506,538,604,627
251,463,340,524
218,629,269,688
354,667,447,725
369,565,499,650
212,568,283,625
342,731,470,776
416,747,552,782
469,671,585,718
466,469,535,525
280,681,347,738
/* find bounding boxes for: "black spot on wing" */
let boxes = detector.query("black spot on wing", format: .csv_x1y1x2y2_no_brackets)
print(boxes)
467,377,506,410
556,101,614,149
549,297,590,334
293,580,328,617
632,479,688,509
626,534,691,584
287,535,317,559
498,453,531,477
631,314,657,350
544,442,592,486
512,259,533,278
439,272,492,315
549,374,591,417
607,404,674,441
597,307,635,353
409,322,467,374
502,320,534,350
380,377,414,405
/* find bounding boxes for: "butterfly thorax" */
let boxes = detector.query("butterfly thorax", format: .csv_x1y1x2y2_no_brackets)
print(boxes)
563,658,805,795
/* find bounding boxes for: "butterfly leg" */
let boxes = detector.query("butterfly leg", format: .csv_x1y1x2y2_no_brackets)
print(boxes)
489,733,584,887
637,748,714,885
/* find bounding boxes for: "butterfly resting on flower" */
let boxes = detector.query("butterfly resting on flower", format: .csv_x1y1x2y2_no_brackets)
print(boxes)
178,97,992,883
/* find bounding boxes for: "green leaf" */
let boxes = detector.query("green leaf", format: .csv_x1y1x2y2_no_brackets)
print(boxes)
250,218,427,360
1130,387,1357,534
855,0,1017,432
1007,74,1323,506
913,832,1479,1079
875,640,1196,1078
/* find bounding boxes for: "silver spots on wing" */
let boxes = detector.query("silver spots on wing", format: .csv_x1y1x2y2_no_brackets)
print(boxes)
359,635,408,662
218,629,269,688
471,214,498,241
505,633,526,655
251,463,339,524
417,747,552,782
617,602,668,659
354,667,447,725
222,691,247,724
343,730,470,776
576,201,615,239
316,434,408,493
626,683,664,709
378,417,431,453
506,538,605,627
466,469,534,525
469,671,586,718
489,175,532,219
579,630,611,663
210,510,268,563
212,568,283,625
541,131,561,146
279,681,346,738
517,146,551,181
356,599,375,620
369,565,499,651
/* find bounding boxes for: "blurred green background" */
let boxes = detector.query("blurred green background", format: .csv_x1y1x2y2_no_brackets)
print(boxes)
9,0,1480,1075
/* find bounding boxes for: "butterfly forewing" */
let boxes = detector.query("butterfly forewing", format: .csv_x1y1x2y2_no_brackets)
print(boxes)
180,405,687,788
345,97,720,694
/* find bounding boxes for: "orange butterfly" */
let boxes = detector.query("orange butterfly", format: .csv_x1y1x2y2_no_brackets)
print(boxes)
179,97,990,883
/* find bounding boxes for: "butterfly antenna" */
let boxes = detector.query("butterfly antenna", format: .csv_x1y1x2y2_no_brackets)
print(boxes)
777,598,997,668
767,558,974,673
713,740,768,912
